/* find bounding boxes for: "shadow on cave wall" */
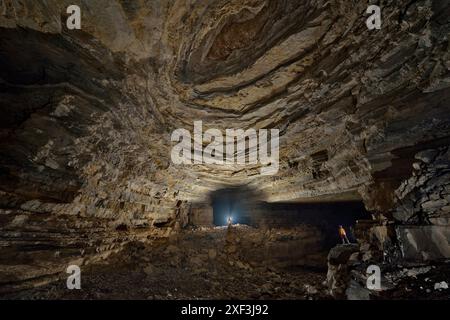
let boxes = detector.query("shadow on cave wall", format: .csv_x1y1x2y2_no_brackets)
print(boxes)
0,26,126,205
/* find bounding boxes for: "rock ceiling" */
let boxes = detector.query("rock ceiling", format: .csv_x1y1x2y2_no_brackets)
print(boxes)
0,0,449,216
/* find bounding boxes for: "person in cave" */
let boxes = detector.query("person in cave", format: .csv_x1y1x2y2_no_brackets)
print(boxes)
338,225,351,244
227,216,233,227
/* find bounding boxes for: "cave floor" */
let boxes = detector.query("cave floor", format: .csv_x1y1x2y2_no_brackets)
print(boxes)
3,225,448,300
4,226,330,300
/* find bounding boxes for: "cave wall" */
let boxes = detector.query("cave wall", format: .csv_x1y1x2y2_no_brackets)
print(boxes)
189,202,214,226
1,0,449,206
0,0,449,290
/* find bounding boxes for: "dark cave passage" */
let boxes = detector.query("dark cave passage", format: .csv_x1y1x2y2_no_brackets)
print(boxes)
210,187,369,247
210,186,263,226
211,192,250,226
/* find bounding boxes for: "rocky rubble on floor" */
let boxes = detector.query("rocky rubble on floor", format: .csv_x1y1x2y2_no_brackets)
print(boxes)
2,225,331,300
1,1,449,296
326,217,450,300
327,243,450,299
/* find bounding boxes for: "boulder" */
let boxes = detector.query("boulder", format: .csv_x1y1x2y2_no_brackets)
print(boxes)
415,149,438,164
326,244,359,298
434,281,448,290
396,226,450,261
345,279,371,300
327,244,359,265
208,249,217,260
143,265,154,275
189,256,204,266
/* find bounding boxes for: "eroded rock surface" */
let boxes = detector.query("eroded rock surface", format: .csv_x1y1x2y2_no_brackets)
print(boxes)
0,0,450,298
2,225,330,300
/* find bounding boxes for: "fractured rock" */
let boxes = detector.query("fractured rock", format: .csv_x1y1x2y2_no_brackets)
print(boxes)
396,226,450,261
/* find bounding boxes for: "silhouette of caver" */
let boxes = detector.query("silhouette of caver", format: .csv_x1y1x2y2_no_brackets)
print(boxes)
338,225,350,244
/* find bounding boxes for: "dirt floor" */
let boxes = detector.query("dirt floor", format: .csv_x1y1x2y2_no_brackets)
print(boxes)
375,263,450,300
3,225,330,300
3,225,449,300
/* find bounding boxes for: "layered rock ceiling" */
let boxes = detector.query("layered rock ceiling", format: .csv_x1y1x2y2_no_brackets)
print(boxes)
0,0,450,288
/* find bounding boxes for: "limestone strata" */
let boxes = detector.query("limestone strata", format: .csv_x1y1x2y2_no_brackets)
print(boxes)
0,0,449,293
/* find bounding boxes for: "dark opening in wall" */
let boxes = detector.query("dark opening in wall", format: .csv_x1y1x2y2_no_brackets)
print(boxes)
250,201,369,248
210,186,370,248
212,193,248,226
210,186,264,226
115,223,128,231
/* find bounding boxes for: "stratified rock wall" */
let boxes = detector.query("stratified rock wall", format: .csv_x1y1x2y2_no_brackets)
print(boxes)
0,0,449,291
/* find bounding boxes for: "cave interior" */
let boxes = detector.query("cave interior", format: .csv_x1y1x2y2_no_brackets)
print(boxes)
0,0,449,300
